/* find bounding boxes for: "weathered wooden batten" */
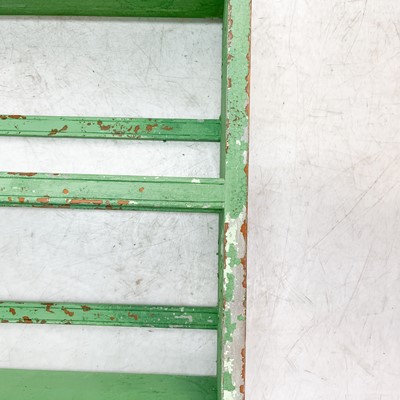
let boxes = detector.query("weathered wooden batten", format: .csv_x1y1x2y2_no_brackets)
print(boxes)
0,1,251,398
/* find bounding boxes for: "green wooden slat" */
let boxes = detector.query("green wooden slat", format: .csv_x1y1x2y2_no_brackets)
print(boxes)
0,1,251,398
0,302,218,330
0,172,225,212
0,370,217,400
217,0,251,399
0,116,221,142
0,0,224,18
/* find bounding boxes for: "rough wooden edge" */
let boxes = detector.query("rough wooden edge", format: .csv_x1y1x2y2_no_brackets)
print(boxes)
218,0,251,399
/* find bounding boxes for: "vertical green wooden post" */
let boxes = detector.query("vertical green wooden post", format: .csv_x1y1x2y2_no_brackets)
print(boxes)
219,0,251,399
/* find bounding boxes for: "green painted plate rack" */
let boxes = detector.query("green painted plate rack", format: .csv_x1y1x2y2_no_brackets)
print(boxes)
0,1,251,399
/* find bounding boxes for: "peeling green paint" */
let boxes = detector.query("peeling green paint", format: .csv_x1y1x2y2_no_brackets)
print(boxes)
223,372,235,391
0,0,250,398
0,116,221,142
225,273,235,302
223,312,237,343
218,0,251,399
0,302,218,330
0,173,225,213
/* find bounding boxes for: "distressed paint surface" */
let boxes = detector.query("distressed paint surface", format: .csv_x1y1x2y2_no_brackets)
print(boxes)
0,302,218,330
0,369,217,400
0,172,224,212
0,0,224,18
0,116,221,142
0,0,251,396
219,0,251,399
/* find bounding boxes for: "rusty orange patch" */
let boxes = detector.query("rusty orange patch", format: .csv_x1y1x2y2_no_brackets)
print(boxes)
62,307,74,317
146,124,158,133
240,220,248,241
8,172,37,177
1,115,26,120
43,303,54,313
97,121,111,131
49,125,68,136
70,199,103,205
128,313,139,320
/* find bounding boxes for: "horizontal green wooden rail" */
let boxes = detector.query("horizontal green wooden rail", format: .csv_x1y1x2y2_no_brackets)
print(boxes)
0,116,221,142
0,172,225,212
0,370,217,400
0,0,224,18
0,302,218,330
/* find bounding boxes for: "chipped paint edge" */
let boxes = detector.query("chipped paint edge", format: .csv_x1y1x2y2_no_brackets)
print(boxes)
219,0,251,399
0,116,221,142
0,302,218,330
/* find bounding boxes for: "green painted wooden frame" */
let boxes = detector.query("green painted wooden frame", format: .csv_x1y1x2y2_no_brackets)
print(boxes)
0,1,251,399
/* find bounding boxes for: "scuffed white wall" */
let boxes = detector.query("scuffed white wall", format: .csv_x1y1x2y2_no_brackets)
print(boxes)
248,0,400,398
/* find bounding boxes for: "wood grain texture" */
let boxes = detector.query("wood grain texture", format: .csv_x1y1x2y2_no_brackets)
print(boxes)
0,0,224,18
0,369,217,400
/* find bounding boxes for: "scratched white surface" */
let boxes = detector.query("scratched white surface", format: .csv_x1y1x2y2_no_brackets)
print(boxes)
248,0,400,399
1,1,398,394
0,17,221,375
